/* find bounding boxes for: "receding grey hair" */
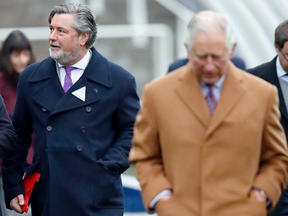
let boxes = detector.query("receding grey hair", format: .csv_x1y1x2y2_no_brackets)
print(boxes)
184,11,236,52
48,3,97,48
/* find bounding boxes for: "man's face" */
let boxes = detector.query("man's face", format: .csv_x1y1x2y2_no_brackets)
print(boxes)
276,41,288,73
187,32,231,84
48,13,83,65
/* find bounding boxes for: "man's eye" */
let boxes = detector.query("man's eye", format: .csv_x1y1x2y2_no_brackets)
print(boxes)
198,55,207,59
212,55,221,60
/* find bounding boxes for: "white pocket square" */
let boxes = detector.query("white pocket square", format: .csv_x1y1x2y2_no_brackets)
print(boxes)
72,86,86,101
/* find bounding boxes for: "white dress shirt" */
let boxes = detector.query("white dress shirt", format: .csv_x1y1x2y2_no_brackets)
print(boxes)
276,56,288,81
200,73,226,102
57,49,92,87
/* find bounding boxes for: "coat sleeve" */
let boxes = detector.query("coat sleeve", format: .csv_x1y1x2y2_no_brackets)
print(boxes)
0,95,16,157
129,84,172,212
253,86,288,209
97,76,140,174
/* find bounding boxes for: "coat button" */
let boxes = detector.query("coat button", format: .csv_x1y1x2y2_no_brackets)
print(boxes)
86,106,92,113
81,127,86,133
42,108,47,112
47,126,52,131
76,145,82,152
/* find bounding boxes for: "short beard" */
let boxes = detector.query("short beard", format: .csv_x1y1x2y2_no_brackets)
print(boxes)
49,47,81,65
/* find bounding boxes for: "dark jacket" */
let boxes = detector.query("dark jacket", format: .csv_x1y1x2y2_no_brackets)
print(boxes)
2,47,140,216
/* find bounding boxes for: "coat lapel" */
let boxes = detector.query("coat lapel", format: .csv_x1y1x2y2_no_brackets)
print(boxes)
175,62,210,128
261,57,288,120
30,58,64,112
30,48,111,114
206,63,245,137
51,75,100,114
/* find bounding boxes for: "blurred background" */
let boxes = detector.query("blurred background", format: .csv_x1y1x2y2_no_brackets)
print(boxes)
2,0,288,97
1,0,288,215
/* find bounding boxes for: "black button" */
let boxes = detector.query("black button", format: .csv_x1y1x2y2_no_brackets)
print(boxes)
86,107,92,113
76,145,82,152
42,108,47,112
81,127,86,133
45,149,47,152
47,126,52,131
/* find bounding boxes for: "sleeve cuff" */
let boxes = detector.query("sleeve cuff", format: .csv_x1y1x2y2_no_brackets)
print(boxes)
149,189,172,210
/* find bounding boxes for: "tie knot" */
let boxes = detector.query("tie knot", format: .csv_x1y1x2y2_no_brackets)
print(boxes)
64,66,77,75
206,84,214,89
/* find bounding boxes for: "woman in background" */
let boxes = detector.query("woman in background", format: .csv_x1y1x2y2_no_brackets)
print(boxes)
0,30,35,116
0,30,35,216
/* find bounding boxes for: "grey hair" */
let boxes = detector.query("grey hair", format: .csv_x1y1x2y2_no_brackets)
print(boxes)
184,11,236,52
48,3,97,48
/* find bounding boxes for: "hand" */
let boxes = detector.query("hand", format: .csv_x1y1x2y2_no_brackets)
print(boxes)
10,194,24,213
252,189,266,203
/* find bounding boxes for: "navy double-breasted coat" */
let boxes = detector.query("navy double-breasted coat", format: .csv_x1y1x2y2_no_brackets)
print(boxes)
2,47,140,216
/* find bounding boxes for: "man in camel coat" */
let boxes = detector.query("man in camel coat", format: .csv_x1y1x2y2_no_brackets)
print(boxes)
129,11,288,216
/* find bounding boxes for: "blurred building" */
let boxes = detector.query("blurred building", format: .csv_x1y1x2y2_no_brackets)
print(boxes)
0,0,287,99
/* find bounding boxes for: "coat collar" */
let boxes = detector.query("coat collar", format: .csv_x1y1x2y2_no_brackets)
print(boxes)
259,56,288,120
29,47,110,113
28,47,112,88
176,61,245,137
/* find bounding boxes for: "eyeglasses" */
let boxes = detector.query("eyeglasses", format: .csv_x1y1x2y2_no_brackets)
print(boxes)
279,47,288,61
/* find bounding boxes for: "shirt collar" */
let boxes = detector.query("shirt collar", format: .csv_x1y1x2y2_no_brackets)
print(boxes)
276,56,287,78
57,49,92,70
200,73,226,89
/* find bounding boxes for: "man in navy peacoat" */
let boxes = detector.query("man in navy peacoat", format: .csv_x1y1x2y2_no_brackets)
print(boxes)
2,3,140,216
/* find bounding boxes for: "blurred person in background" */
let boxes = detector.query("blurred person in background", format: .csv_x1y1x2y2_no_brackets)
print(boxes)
129,10,288,216
2,3,139,216
0,30,35,216
0,30,35,116
247,20,288,216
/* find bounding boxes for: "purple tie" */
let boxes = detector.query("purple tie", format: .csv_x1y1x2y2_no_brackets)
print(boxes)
63,66,77,92
206,84,217,115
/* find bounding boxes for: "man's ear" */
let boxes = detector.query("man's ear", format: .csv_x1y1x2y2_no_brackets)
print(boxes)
184,43,191,60
184,43,189,55
229,43,237,59
275,44,280,54
79,33,89,46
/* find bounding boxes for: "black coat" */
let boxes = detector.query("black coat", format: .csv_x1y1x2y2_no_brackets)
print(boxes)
247,56,288,216
2,48,140,216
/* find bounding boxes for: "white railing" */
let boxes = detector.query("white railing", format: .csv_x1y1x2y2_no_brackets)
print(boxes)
0,23,173,77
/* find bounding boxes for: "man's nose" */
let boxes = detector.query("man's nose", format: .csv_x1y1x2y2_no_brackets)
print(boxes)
49,30,56,41
204,56,216,71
